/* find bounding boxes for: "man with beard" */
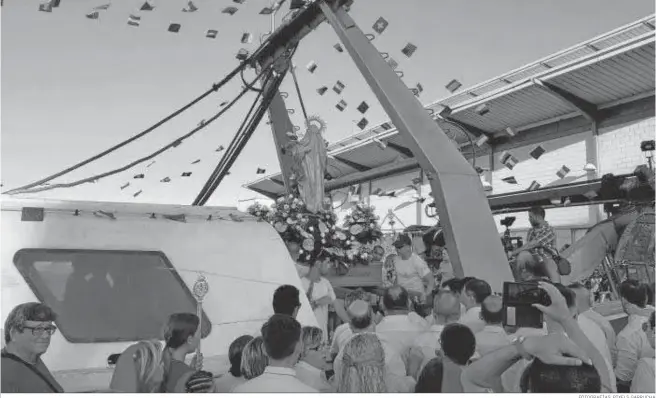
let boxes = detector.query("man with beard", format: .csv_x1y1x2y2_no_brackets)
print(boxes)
510,206,560,282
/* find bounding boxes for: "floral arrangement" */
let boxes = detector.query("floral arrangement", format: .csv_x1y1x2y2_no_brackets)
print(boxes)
342,203,383,245
247,194,371,266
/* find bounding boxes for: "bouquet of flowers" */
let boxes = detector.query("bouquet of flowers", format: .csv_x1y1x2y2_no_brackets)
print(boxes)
246,202,271,222
343,203,383,245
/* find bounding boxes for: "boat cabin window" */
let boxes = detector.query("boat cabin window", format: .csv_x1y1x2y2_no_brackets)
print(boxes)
13,249,211,343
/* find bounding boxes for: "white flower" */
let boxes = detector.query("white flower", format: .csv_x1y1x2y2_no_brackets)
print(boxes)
289,194,294,199
277,197,284,203
299,249,304,254
309,226,314,232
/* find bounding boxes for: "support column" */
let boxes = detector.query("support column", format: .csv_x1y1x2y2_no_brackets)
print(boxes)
320,2,512,290
416,170,423,225
586,121,602,224
267,91,298,192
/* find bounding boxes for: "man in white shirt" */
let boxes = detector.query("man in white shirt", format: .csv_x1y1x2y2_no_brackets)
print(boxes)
413,290,461,365
475,295,511,356
569,283,617,364
234,315,317,393
631,312,655,393
391,234,435,303
376,285,429,362
460,278,492,334
615,311,652,391
332,300,409,380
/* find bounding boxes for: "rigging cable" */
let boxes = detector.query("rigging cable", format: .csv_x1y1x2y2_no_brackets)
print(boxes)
3,60,251,195
193,68,288,206
289,63,309,121
8,65,273,196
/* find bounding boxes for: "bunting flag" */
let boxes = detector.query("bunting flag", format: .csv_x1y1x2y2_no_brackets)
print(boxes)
372,17,389,34
334,43,344,53
134,190,143,197
86,11,100,19
181,1,198,12
357,101,369,114
215,145,225,152
336,100,347,112
306,61,318,73
236,49,249,61
500,151,518,170
181,172,192,177
134,174,145,179
206,30,218,39
256,168,266,174
191,159,201,164
168,23,181,33
241,32,252,44
94,3,111,10
333,81,345,94
387,58,399,70
445,79,462,93
381,122,393,130
529,145,546,160
120,182,130,190
528,181,541,191
127,14,141,27
222,7,238,15
317,86,328,95
146,161,156,168
475,104,490,116
357,118,369,130
233,0,246,3
401,42,417,57
161,177,171,183
502,176,518,184
556,165,571,179
259,7,273,14
140,1,154,11
39,2,53,12
51,0,60,7
220,101,229,107
475,135,489,147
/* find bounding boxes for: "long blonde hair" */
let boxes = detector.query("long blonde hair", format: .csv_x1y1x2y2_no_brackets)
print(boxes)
132,340,164,393
336,334,387,393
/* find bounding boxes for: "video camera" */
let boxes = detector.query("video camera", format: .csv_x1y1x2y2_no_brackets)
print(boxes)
500,216,516,227
500,216,522,254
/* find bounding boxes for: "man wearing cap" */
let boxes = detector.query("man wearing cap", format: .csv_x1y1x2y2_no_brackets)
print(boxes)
389,234,435,305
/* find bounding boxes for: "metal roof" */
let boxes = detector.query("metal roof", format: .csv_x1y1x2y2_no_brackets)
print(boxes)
246,15,655,199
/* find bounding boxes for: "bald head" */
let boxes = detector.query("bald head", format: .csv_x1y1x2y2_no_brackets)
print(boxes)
348,300,373,331
383,285,409,312
481,295,503,325
433,290,461,324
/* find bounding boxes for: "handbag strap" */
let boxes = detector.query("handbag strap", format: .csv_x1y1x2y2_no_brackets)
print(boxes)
1,350,60,393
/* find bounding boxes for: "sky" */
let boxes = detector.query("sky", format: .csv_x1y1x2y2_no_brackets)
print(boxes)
2,0,654,223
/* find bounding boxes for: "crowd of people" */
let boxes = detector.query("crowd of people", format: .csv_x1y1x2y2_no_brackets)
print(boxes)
1,202,654,393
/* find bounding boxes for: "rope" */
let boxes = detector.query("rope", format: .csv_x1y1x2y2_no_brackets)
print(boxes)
3,61,250,195
289,63,309,121
7,66,270,196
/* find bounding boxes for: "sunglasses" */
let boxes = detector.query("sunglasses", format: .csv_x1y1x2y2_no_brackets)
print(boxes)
23,325,57,336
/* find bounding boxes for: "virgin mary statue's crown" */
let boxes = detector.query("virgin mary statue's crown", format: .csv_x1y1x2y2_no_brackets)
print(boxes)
306,115,327,135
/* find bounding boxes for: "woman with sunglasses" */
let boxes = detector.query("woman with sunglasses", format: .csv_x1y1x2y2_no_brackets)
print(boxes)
1,302,63,393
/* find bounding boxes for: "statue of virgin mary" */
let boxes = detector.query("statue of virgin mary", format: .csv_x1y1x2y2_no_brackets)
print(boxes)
287,116,328,213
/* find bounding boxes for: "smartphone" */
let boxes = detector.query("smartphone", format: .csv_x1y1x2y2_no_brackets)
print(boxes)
502,282,551,329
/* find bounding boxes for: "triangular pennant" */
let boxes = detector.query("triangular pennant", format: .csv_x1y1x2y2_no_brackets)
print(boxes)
372,17,389,34
529,145,546,160
357,118,369,130
401,42,417,57
222,6,238,15
445,79,462,93
357,101,369,114
206,29,218,39
502,176,518,184
168,23,181,33
140,1,154,11
317,86,328,95
306,61,318,73
182,1,198,12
